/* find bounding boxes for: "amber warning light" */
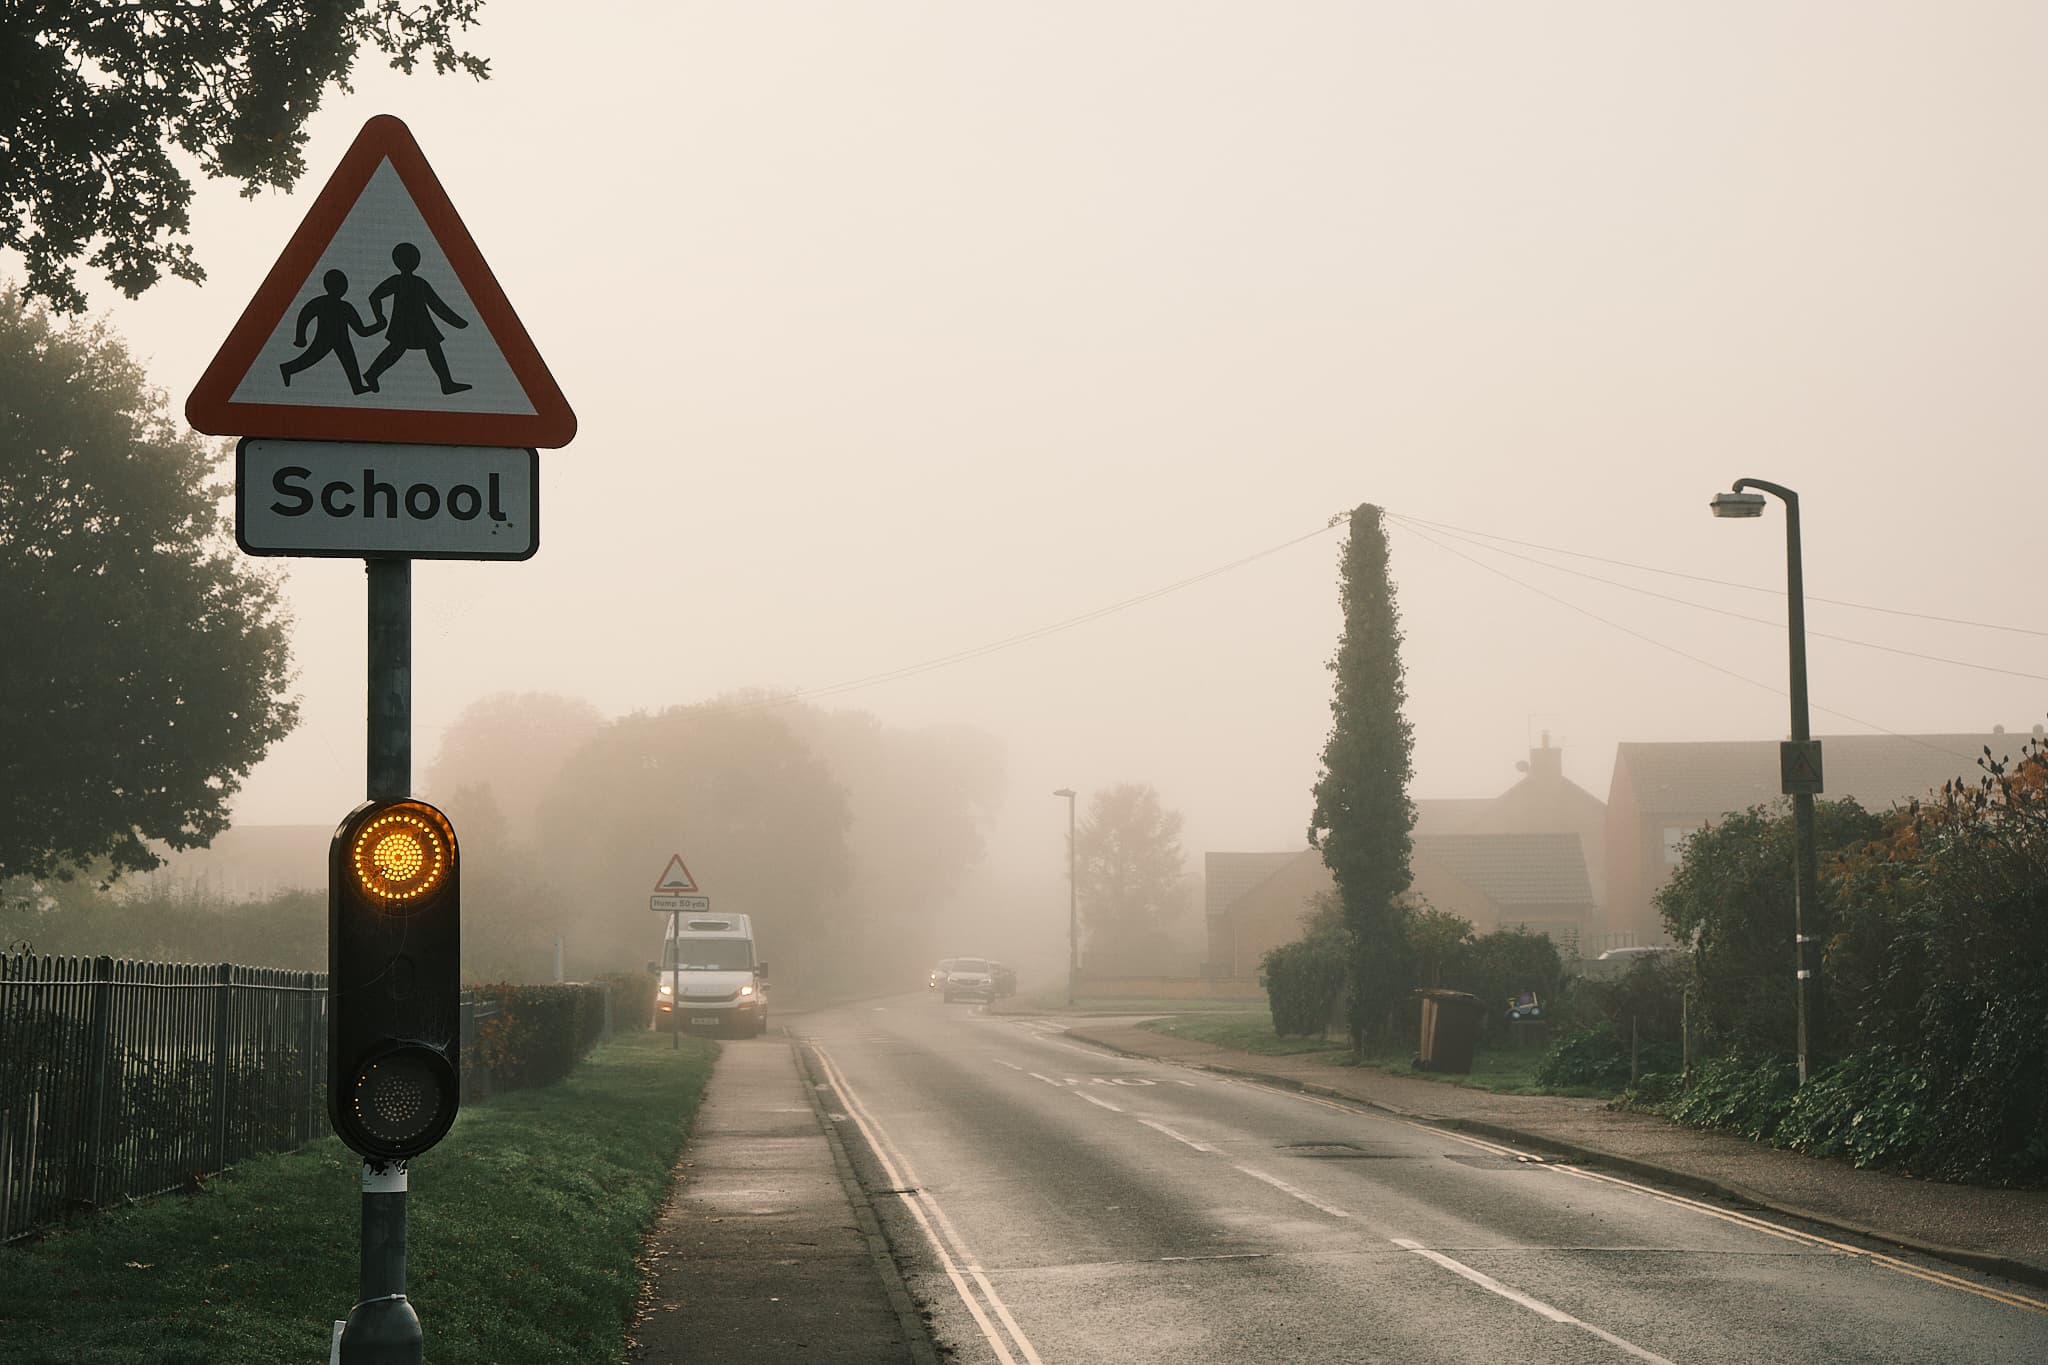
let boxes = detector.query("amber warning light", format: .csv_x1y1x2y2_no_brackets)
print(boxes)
348,802,453,908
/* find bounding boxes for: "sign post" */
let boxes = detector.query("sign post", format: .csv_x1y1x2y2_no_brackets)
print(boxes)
650,857,701,1050
190,114,575,1365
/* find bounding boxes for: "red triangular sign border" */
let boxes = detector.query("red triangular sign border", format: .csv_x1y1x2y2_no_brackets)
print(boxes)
185,114,576,448
654,855,698,893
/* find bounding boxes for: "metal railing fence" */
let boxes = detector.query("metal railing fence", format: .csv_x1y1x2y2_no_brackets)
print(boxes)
0,953,327,1243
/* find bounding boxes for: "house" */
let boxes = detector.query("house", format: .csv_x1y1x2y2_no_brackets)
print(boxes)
1603,727,2043,942
1203,737,1605,981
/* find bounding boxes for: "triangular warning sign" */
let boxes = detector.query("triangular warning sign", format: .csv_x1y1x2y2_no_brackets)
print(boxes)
186,115,575,448
653,855,698,893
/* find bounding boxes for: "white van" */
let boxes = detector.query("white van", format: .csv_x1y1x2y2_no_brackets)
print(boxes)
652,914,768,1037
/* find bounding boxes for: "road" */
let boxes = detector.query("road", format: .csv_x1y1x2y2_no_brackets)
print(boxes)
792,995,2048,1365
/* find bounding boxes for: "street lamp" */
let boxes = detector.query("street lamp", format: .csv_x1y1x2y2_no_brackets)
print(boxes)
1053,788,1077,1007
1711,477,1823,1084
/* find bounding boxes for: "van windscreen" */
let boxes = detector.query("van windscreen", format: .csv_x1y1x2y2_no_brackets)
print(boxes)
664,939,754,971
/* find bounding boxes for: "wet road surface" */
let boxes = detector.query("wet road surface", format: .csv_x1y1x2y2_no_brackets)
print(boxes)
792,995,2048,1364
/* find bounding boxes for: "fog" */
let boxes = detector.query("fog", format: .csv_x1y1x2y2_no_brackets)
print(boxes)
43,5,2048,985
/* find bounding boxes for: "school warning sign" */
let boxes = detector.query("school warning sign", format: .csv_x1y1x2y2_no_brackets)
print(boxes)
186,115,576,450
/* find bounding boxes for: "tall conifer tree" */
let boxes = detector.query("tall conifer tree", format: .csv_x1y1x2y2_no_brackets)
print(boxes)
1307,504,1416,1051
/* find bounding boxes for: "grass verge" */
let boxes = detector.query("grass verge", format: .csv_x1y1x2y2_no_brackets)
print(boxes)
0,1029,716,1365
1135,1012,1612,1097
1010,992,1268,1016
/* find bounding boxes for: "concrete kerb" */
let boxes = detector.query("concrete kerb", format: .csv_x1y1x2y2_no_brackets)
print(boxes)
791,1030,944,1365
1057,1026,2048,1296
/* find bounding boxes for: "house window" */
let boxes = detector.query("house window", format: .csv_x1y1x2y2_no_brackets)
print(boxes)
1662,826,1694,866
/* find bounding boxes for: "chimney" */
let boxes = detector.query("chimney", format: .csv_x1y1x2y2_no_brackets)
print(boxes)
1526,730,1563,784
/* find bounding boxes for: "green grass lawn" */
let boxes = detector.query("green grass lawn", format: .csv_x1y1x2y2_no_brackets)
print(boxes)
1136,1011,1610,1097
0,1029,717,1365
1010,991,1270,1016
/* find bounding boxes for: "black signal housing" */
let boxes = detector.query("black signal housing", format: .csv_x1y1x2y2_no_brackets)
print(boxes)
328,798,461,1161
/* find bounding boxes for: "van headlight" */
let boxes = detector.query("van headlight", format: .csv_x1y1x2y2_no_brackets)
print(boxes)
739,984,755,997
658,983,673,997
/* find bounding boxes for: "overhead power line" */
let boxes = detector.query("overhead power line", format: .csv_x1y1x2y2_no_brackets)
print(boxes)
689,518,1345,719
1389,519,1978,760
1385,513,2048,685
1389,510,2048,641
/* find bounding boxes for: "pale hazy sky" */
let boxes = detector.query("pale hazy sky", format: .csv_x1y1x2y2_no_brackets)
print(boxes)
58,3,2048,887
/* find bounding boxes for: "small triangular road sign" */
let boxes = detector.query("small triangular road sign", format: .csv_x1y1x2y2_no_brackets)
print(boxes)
186,115,575,448
653,855,698,893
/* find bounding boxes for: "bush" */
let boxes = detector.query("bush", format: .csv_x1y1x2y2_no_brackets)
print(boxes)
1535,1023,1683,1092
1261,934,1345,1038
468,982,612,1093
1442,927,1567,1039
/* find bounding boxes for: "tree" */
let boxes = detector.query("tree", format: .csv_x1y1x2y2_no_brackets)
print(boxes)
1307,503,1416,1052
1074,783,1187,974
534,702,854,995
1656,798,1882,1056
3,3,489,312
0,290,298,880
426,690,605,841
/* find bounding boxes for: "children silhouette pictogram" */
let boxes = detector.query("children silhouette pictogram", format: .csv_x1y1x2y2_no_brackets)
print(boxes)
280,270,383,393
363,242,473,395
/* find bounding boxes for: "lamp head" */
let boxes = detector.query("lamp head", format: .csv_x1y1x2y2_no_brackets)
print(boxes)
1709,491,1768,519
1052,787,1076,799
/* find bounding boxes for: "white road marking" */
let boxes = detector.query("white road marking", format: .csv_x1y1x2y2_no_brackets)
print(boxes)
1229,1163,1352,1219
1235,1075,2048,1318
1076,1092,1124,1112
1391,1238,1677,1364
811,1045,1044,1365
993,1059,1024,1071
1138,1118,1214,1152
1027,1071,1064,1087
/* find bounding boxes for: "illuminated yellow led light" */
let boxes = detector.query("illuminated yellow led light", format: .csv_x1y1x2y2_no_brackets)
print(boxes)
348,802,454,907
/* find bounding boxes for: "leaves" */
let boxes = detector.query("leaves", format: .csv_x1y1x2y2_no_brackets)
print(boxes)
3,2,490,312
0,291,298,881
1307,504,1415,1050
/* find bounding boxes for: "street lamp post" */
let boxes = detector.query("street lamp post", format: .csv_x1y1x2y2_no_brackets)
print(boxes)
1710,478,1823,1084
1053,788,1077,1007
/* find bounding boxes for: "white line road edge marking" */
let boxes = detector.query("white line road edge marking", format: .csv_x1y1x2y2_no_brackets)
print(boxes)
1236,1076,2048,1318
1076,1091,1123,1112
1392,1238,1677,1364
1138,1118,1215,1152
1230,1163,1352,1219
812,1045,1044,1365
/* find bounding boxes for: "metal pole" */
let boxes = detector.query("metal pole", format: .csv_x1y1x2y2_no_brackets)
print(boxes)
1066,794,1078,1007
671,910,681,1052
1734,479,1821,1084
341,1162,421,1360
345,557,420,1364
366,559,410,800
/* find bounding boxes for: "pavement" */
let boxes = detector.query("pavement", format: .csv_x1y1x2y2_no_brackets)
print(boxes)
628,1030,935,1364
628,1009,2048,1363
1055,1017,2048,1291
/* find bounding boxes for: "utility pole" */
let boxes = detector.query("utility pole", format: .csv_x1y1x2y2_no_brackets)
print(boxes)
1054,789,1077,1006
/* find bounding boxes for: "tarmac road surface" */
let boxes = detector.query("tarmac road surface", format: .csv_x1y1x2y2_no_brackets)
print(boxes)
793,995,2048,1365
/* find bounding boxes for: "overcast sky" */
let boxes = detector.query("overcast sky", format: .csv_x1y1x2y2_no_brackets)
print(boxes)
64,3,2048,884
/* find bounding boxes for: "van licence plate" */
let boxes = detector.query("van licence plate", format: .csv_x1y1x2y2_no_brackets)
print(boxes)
690,1015,722,1026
